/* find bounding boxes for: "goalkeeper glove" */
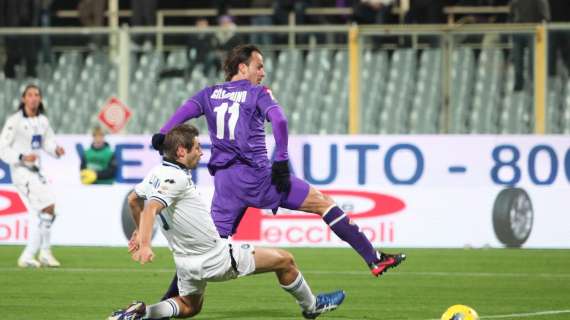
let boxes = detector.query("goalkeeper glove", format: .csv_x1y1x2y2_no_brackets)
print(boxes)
271,160,291,194
151,133,165,155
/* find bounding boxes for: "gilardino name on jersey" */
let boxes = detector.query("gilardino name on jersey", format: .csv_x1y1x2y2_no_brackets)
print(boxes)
210,89,247,103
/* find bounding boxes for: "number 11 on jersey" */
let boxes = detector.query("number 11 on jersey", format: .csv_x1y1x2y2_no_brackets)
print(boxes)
214,102,240,140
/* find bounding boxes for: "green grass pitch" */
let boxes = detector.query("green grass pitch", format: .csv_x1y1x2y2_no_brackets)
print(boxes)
0,246,569,319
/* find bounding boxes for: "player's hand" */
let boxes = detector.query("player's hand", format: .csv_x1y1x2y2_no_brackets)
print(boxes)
55,146,65,157
136,246,154,265
271,160,291,194
21,154,38,162
128,230,140,253
151,133,165,155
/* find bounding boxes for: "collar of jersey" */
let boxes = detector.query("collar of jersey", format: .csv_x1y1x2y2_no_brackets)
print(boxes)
162,158,190,172
228,79,250,86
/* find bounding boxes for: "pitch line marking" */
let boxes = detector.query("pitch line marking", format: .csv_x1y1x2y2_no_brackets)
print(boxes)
427,309,570,319
0,267,569,279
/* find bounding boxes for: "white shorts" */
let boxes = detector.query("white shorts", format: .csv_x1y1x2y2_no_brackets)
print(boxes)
174,239,256,296
11,166,55,212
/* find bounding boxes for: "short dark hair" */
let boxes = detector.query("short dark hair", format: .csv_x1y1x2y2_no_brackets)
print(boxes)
18,84,45,115
223,44,262,81
163,124,200,160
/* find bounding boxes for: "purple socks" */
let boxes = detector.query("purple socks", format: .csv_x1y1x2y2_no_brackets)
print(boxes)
322,206,378,265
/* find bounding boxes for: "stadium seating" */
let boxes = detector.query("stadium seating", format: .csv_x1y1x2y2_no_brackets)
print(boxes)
1,45,568,135
562,80,570,134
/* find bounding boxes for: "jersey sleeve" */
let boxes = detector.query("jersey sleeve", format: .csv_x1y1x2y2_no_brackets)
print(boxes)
257,86,280,120
160,89,208,134
134,178,149,199
42,117,59,157
267,107,289,161
148,171,188,208
0,115,20,165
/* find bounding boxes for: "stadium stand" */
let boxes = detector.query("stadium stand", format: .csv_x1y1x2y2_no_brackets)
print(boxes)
1,42,569,135
0,1,569,135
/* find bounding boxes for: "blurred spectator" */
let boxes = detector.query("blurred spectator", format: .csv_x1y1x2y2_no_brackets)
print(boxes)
216,15,243,50
160,16,242,79
273,0,310,44
250,0,273,45
405,0,445,47
78,0,105,27
353,0,398,49
406,0,444,24
79,126,117,185
274,0,309,25
333,0,353,24
0,0,39,78
131,0,157,49
510,0,550,91
353,0,395,24
455,0,507,24
215,0,230,17
159,18,218,80
209,15,244,74
188,18,219,74
453,1,510,60
38,0,55,63
78,0,106,49
547,0,570,77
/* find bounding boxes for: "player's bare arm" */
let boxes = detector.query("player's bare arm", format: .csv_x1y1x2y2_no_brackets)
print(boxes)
134,200,164,264
127,191,145,253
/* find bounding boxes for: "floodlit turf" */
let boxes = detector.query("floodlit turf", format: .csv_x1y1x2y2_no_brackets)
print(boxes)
0,246,569,320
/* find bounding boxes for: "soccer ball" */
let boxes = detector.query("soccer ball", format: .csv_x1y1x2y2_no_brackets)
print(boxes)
441,305,479,320
80,169,97,184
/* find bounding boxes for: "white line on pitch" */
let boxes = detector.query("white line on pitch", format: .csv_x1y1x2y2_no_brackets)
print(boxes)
426,309,570,320
482,309,570,318
1,267,570,279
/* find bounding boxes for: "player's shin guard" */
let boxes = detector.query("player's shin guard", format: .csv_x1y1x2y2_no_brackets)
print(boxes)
21,211,41,258
144,298,180,319
322,206,378,265
39,212,55,250
280,272,316,312
160,273,179,301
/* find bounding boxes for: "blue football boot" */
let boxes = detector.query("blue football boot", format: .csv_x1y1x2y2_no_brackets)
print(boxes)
302,290,346,319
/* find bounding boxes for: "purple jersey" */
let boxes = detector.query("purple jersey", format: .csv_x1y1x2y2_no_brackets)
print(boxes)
168,79,280,173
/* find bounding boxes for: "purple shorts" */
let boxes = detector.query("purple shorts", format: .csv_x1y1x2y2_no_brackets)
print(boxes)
211,163,310,237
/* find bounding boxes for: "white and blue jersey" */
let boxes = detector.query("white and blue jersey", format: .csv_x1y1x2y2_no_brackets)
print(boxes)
134,160,222,256
0,110,60,210
0,110,59,169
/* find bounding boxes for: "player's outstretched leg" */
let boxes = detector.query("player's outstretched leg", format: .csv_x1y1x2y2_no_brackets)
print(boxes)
160,273,179,300
107,301,146,320
302,290,346,319
109,295,203,319
370,251,407,277
254,247,345,318
298,186,406,277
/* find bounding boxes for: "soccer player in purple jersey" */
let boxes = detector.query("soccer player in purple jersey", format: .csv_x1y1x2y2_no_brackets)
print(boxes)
151,44,405,300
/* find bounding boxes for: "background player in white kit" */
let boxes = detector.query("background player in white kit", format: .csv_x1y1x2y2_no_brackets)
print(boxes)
0,84,65,268
110,124,345,320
